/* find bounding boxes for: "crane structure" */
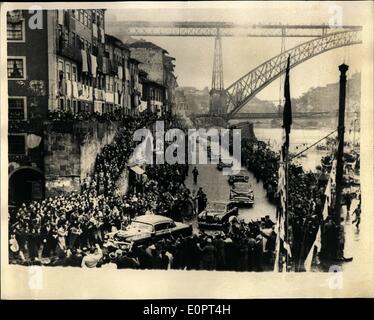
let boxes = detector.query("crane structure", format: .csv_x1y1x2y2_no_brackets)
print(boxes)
109,21,362,118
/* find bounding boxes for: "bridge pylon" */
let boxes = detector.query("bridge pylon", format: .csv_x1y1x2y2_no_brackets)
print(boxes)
210,29,227,115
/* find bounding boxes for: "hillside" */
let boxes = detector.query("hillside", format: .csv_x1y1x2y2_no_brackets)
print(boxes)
239,72,360,114
292,72,361,113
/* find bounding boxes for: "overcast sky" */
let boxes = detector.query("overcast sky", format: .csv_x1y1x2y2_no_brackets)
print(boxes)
106,1,367,100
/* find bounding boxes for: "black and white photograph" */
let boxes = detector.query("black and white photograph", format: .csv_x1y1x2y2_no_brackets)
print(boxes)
1,1,373,299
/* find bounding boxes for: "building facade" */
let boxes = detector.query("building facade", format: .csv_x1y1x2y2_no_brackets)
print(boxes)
7,9,177,206
128,40,177,116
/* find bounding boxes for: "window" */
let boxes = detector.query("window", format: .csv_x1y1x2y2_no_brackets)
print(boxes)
59,97,65,110
7,20,24,41
8,97,27,120
58,60,64,72
79,10,83,23
84,11,88,26
72,100,77,114
72,65,77,82
154,223,170,232
7,57,26,79
73,9,79,20
71,32,76,47
58,59,64,82
66,99,71,111
78,36,84,50
8,134,26,155
110,77,114,92
65,62,71,80
63,29,69,45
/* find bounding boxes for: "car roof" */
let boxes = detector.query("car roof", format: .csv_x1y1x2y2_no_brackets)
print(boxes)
233,182,250,189
132,215,173,225
233,171,248,176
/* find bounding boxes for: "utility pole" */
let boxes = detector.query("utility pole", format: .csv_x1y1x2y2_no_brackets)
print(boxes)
334,63,348,258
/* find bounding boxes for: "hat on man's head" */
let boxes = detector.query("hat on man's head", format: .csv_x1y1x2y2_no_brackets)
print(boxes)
109,252,117,260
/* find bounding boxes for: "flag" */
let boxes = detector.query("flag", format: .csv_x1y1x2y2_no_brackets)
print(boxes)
273,230,281,272
274,56,293,272
282,55,292,150
304,160,336,271
304,225,322,271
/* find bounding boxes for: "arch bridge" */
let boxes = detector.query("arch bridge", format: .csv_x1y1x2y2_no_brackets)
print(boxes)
112,22,362,118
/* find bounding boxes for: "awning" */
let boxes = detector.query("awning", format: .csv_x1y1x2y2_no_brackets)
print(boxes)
129,165,145,175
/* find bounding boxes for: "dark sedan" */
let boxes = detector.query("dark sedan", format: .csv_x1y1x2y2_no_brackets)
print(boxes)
198,201,239,229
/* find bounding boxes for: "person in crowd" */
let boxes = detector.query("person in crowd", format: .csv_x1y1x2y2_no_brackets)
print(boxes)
81,244,103,268
192,167,199,184
197,237,217,271
352,203,361,230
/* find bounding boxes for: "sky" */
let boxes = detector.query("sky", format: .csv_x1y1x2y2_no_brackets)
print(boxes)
105,1,368,100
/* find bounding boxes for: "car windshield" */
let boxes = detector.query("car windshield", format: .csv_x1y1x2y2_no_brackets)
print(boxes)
233,183,249,193
207,203,227,212
129,221,153,232
234,172,247,177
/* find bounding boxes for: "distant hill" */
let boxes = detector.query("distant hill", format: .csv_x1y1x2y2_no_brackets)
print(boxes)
240,72,360,114
291,72,361,113
240,97,279,113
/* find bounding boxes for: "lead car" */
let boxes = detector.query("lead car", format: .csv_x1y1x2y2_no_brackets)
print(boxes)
104,215,192,250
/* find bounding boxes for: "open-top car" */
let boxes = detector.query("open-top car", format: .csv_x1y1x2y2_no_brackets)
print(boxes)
104,215,192,250
217,158,234,170
198,201,239,229
228,172,249,185
230,182,254,206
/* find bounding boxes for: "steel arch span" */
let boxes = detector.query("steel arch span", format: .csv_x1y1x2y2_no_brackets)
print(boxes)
226,30,362,116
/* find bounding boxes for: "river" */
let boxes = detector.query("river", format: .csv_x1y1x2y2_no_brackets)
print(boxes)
253,127,359,171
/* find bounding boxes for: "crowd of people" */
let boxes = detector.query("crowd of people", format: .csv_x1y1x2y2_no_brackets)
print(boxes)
241,137,360,270
9,109,359,271
47,109,129,123
8,110,173,265
10,214,278,271
9,109,211,267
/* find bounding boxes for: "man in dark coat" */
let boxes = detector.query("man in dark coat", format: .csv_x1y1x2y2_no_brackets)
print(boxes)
198,238,217,270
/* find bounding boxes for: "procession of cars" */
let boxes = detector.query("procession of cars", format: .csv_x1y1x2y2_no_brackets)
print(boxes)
104,159,255,250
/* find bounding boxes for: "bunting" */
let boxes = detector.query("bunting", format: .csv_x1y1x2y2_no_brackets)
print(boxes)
304,158,337,271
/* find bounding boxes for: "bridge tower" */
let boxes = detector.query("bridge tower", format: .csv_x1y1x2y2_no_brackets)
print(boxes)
210,29,227,116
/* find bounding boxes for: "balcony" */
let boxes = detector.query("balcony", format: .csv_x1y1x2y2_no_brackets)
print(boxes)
56,37,82,63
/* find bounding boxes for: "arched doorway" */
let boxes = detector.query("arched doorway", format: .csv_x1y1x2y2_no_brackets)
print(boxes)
9,167,45,206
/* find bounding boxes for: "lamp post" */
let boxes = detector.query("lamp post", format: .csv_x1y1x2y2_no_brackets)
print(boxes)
334,63,348,260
